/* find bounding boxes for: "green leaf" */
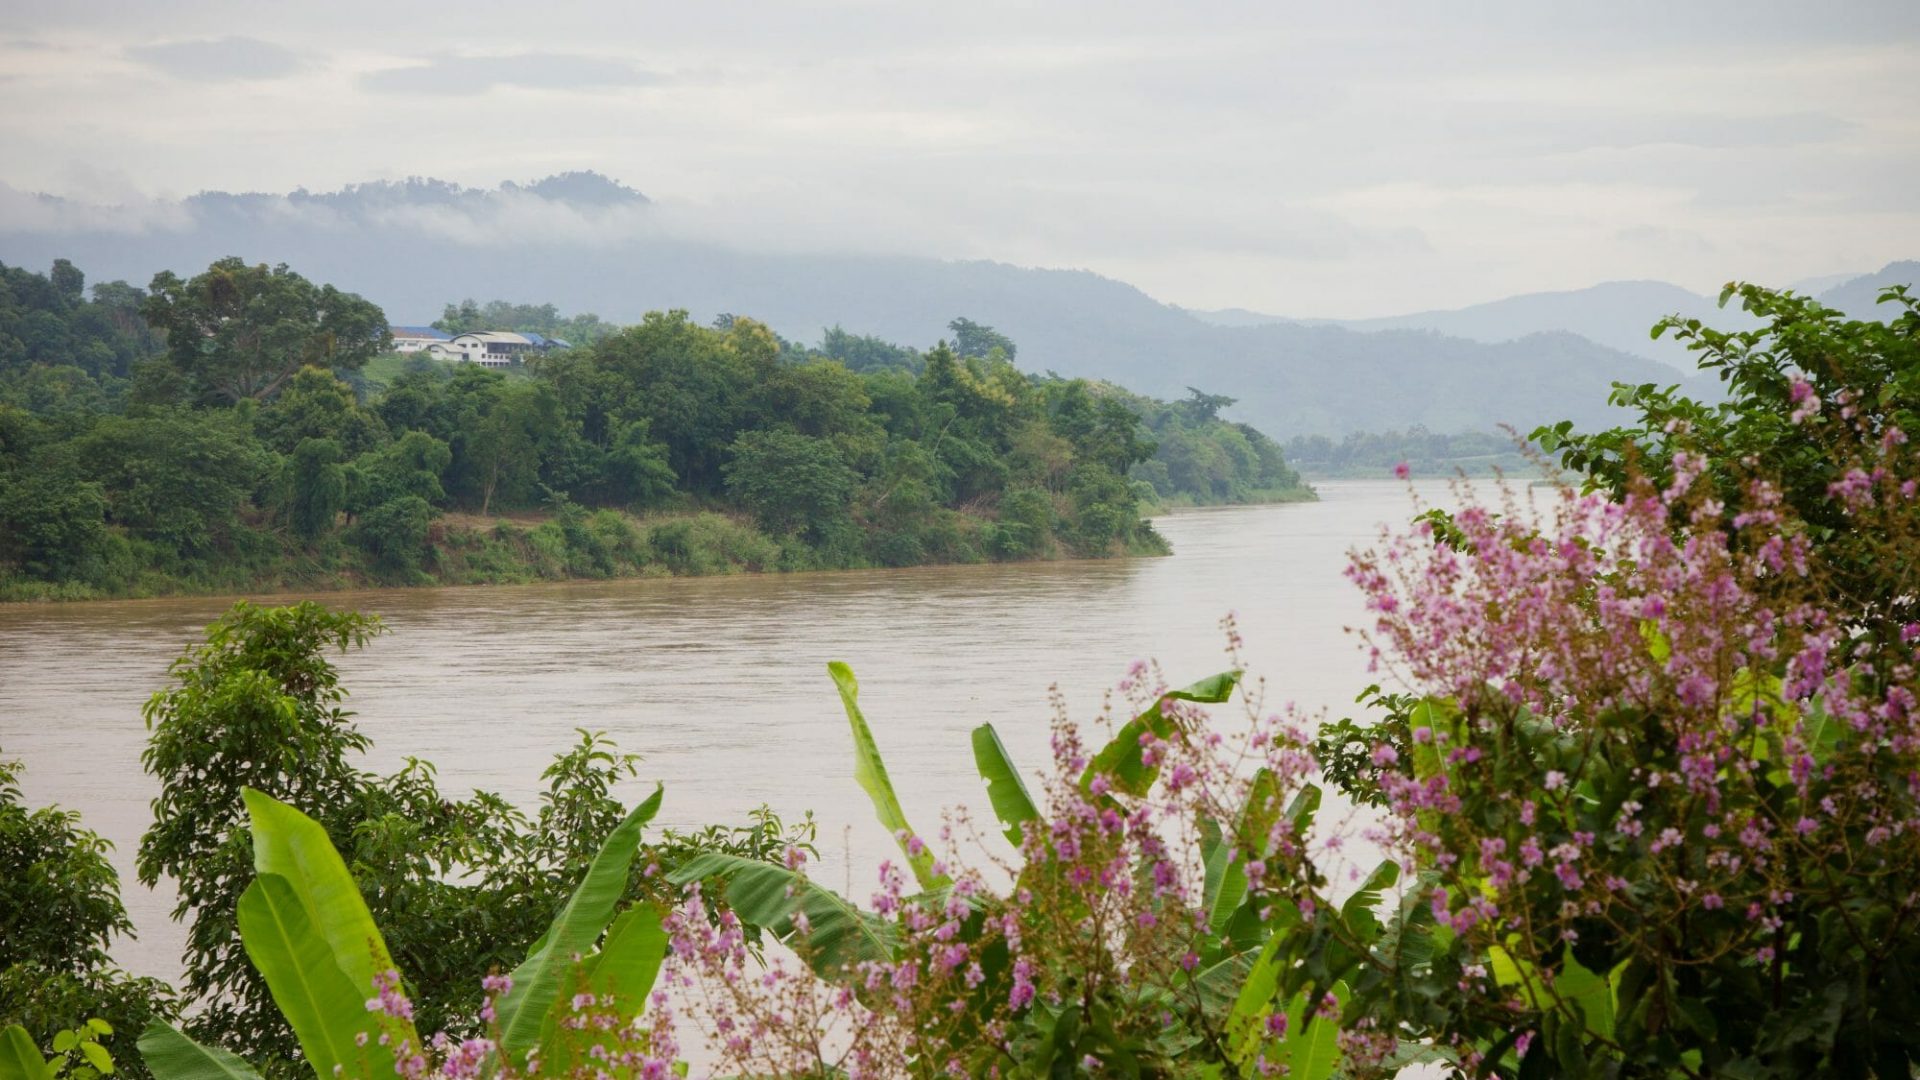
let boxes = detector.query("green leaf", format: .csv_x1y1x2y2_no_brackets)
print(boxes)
970,723,1041,847
236,874,378,1080
538,903,669,1070
1200,816,1244,941
0,1025,51,1080
79,1043,115,1076
1555,950,1615,1041
83,1024,112,1039
829,662,945,890
668,851,896,977
1340,860,1399,946
496,785,662,1055
1086,671,1241,796
135,1025,263,1080
1277,983,1346,1080
51,1034,76,1056
241,789,403,1005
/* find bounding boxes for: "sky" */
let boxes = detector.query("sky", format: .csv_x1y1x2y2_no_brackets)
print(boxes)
0,0,1915,316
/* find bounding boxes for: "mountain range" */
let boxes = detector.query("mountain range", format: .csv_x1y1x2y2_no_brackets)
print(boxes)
1,172,1910,438
1192,264,1919,370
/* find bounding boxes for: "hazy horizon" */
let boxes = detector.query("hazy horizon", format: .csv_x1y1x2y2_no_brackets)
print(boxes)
2,0,1916,318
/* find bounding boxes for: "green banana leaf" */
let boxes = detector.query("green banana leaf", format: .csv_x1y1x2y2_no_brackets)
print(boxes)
1226,942,1345,1080
829,661,945,889
1339,860,1400,945
136,1024,264,1080
0,1025,50,1080
236,874,380,1080
669,851,897,977
1269,983,1345,1080
970,722,1041,847
538,903,670,1070
1085,671,1241,797
240,789,401,999
495,784,662,1056
136,1022,263,1076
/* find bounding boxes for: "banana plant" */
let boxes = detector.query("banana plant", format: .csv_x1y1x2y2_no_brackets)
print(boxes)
142,788,669,1080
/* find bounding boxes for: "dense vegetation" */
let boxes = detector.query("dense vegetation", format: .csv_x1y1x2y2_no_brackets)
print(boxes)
0,258,1310,601
8,280,1912,1080
1283,426,1539,478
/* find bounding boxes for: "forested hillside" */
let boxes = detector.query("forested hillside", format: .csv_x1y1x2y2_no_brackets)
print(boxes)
0,257,1308,600
0,173,1696,437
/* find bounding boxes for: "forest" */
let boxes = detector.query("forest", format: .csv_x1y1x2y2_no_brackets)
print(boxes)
0,257,1309,600
5,281,1917,1079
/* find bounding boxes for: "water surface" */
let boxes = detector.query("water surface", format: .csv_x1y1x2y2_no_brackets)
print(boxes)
0,479,1443,979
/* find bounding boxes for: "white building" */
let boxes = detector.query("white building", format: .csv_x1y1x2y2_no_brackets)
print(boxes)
448,331,540,368
389,326,453,353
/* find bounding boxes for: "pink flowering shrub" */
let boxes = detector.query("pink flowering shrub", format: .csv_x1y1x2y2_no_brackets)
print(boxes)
1331,284,1920,1077
662,649,1374,1078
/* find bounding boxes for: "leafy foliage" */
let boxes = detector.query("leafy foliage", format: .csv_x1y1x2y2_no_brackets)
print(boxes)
0,757,174,1078
3,261,1301,599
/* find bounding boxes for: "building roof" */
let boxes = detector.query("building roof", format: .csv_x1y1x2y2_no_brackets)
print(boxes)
450,331,534,347
390,325,452,340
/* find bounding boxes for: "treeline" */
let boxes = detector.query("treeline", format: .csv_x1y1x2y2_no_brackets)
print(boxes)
1282,425,1539,478
0,258,1306,600
432,299,619,345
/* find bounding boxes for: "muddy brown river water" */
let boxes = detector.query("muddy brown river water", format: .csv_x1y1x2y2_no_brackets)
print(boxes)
0,479,1464,980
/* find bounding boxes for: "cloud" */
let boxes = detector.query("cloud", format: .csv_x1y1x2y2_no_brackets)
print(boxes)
126,36,306,81
0,182,190,234
360,53,661,96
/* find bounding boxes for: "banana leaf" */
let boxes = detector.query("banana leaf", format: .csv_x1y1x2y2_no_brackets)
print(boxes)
538,903,670,1070
669,851,896,977
136,1024,263,1080
236,874,381,1080
829,661,945,889
1085,671,1241,797
241,789,400,998
971,722,1041,847
495,784,662,1056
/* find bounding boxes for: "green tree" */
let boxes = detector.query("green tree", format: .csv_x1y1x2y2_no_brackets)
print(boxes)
66,410,270,557
1536,283,1919,639
142,259,390,403
2,754,175,1076
351,430,451,512
351,495,434,575
723,429,857,540
948,316,1018,362
256,366,386,455
0,468,109,582
281,438,346,542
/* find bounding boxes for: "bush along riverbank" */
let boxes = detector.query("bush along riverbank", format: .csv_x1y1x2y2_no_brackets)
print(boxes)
0,257,1312,602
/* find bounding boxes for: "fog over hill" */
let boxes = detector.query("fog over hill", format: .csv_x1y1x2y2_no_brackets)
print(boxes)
0,173,1727,437
1194,264,1918,372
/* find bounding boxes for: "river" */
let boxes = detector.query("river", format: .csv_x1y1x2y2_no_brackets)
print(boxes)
0,479,1452,982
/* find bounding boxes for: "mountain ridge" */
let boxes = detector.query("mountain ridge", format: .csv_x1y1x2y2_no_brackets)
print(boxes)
2,173,1736,438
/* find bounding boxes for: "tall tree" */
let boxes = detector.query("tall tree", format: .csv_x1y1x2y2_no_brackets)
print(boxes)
142,258,390,403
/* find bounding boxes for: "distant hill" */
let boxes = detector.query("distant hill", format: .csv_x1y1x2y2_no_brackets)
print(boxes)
0,172,1703,438
1199,280,1753,371
1816,261,1920,320
1199,263,1918,373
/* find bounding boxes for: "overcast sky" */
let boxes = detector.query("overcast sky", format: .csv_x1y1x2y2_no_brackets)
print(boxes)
0,0,1915,316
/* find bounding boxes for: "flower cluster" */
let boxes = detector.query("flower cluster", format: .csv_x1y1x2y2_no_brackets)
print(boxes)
1347,440,1920,1067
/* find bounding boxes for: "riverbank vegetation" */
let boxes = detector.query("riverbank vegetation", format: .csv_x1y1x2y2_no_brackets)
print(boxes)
5,281,1914,1079
0,258,1312,602
1283,426,1542,478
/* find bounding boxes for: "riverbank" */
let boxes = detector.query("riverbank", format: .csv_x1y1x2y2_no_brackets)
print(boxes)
1141,484,1318,511
0,501,1179,604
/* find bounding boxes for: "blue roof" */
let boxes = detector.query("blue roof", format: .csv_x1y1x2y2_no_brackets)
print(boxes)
390,325,452,340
